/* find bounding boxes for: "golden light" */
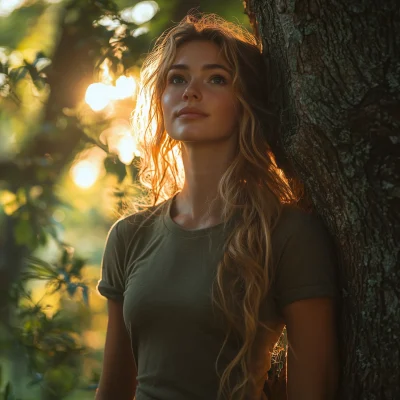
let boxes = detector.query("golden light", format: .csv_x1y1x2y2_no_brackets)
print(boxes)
71,160,99,189
70,147,107,189
116,136,137,165
121,1,159,25
85,83,114,111
113,76,136,100
85,78,136,111
100,58,113,85
172,145,185,187
0,190,18,215
85,57,136,111
100,121,141,165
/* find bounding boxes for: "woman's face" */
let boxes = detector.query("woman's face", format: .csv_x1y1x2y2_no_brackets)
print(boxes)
161,40,239,144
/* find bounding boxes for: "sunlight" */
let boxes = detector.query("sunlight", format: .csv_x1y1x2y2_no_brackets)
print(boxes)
70,147,107,189
113,75,136,100
100,58,113,85
0,0,25,17
85,82,114,111
121,1,159,25
172,145,185,188
85,72,136,111
116,135,137,165
71,160,99,189
85,59,136,111
97,15,121,30
100,121,141,165
131,26,149,37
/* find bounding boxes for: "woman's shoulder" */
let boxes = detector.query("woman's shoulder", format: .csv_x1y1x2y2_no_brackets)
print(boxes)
114,198,171,237
272,202,332,244
275,202,313,229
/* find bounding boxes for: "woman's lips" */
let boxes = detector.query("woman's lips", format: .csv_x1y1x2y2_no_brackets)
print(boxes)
177,113,208,119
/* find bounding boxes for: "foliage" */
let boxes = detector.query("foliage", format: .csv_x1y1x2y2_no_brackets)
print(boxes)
0,0,252,398
0,0,148,397
2,249,90,399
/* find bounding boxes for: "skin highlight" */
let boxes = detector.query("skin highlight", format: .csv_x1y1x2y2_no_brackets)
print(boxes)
161,40,240,228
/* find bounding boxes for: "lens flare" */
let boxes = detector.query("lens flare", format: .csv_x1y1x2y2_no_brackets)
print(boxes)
71,160,99,189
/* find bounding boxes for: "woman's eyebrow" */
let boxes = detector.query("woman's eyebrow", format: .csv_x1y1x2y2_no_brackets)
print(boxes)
169,63,232,74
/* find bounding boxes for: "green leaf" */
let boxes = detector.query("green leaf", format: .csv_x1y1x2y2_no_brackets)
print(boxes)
66,283,77,296
8,66,28,83
14,218,36,248
104,155,127,182
81,285,89,306
69,258,85,277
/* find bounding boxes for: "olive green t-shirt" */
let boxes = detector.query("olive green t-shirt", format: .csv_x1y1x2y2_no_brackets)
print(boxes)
97,197,339,400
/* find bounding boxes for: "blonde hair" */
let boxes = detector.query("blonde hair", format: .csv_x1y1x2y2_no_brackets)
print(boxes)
131,12,300,400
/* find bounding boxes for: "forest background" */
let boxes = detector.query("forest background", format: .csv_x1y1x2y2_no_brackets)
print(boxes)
0,1,252,399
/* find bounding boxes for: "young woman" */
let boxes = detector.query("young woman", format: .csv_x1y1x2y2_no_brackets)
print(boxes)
96,13,340,400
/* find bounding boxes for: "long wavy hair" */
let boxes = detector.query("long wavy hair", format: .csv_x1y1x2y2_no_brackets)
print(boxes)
131,13,300,400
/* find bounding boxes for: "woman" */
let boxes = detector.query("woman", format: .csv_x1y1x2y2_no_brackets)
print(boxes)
96,13,340,400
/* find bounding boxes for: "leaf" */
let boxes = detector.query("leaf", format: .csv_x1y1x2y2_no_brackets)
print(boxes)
104,155,126,182
81,285,89,306
69,258,85,277
4,381,16,400
24,60,40,82
25,256,58,279
8,66,28,83
27,372,43,387
61,249,70,266
14,218,36,248
67,283,77,296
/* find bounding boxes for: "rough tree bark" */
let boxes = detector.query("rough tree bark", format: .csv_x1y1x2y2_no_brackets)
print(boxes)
244,0,399,399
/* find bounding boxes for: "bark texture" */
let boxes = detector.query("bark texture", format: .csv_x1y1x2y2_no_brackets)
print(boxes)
244,0,400,399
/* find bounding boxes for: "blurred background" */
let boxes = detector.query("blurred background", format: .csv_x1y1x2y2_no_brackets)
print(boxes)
0,1,252,399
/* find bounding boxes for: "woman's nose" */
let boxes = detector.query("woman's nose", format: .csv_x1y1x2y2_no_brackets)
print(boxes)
182,81,202,101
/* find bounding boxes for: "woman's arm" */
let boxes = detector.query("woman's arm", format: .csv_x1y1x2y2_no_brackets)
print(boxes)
96,299,137,400
282,297,340,400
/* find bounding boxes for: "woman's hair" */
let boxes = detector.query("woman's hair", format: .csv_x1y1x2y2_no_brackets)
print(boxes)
131,12,300,400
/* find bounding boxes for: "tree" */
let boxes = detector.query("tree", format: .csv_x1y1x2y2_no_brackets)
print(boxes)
244,0,399,399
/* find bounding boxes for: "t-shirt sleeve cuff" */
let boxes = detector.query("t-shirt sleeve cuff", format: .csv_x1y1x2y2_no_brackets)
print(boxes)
276,284,339,311
97,279,124,302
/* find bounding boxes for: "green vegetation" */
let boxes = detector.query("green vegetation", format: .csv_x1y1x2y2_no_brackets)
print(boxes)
0,1,250,399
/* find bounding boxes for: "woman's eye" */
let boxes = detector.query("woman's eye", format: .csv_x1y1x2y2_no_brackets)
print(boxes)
169,75,186,84
210,75,227,85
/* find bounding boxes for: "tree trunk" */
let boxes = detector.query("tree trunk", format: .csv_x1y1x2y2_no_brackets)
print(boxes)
244,0,399,399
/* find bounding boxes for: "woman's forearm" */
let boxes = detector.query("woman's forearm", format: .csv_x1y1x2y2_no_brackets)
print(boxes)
95,385,136,400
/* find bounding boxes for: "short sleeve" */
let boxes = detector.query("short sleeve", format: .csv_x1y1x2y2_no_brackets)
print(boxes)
273,213,339,312
97,220,126,301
